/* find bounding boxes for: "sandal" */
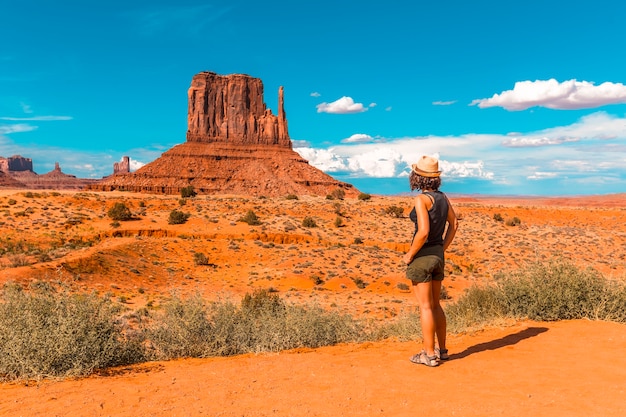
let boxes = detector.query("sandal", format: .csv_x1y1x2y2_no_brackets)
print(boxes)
435,347,449,361
409,350,439,367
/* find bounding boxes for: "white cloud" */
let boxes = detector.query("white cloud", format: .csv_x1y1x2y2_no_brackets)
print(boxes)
385,106,392,111
368,103,376,108
0,123,38,135
0,116,72,121
471,79,626,111
503,112,626,147
527,171,559,180
20,102,33,114
129,159,145,171
316,96,368,114
341,134,375,144
310,92,321,97
433,100,457,106
294,111,626,191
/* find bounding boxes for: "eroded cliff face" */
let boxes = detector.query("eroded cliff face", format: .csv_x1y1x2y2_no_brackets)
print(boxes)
90,71,358,197
186,72,290,147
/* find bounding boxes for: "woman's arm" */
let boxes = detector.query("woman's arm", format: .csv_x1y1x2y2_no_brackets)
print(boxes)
442,201,458,252
403,194,430,264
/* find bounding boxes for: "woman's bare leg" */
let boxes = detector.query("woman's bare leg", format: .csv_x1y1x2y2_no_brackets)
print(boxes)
431,280,447,350
414,282,436,356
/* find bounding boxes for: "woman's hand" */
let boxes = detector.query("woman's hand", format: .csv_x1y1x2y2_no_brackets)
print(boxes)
403,253,413,265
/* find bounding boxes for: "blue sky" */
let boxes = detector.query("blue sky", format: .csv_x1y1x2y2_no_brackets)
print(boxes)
2,0,626,196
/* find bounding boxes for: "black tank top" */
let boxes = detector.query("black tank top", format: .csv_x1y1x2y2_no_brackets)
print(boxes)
409,191,448,258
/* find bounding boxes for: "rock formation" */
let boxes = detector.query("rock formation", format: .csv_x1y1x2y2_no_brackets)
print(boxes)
91,72,358,197
0,157,99,190
0,155,33,173
113,156,130,174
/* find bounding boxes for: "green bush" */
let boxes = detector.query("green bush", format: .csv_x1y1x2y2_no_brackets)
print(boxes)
285,194,299,200
180,185,197,198
107,202,133,221
384,205,404,218
168,210,190,225
358,192,371,201
193,252,210,266
239,210,261,226
493,213,503,222
334,216,344,228
302,216,317,228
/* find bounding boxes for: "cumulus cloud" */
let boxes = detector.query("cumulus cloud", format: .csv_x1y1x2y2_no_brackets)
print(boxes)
294,111,626,194
316,96,368,114
471,79,626,111
502,112,626,147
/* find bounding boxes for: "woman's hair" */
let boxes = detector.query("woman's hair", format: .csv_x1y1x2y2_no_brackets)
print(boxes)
409,170,441,191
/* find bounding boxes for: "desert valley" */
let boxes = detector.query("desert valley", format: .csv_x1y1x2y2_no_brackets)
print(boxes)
1,72,625,416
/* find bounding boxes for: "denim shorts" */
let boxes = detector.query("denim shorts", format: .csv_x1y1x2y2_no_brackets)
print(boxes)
406,255,444,284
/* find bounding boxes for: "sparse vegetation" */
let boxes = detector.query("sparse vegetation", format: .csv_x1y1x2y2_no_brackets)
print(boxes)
505,216,521,226
302,216,317,228
107,202,133,221
384,205,404,218
180,185,197,199
1,259,625,381
358,192,371,201
193,252,210,266
239,210,261,225
168,209,191,225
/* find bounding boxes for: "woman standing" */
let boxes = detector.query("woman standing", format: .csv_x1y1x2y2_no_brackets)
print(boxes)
403,155,458,367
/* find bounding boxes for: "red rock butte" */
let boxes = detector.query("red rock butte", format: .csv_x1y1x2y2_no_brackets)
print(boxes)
91,71,358,197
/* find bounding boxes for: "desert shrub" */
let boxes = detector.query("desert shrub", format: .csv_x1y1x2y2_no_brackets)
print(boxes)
193,252,210,266
495,259,625,321
384,205,404,218
383,259,626,340
334,216,344,228
358,192,371,201
7,199,17,205
493,213,504,222
107,202,133,221
0,282,145,381
353,237,363,244
178,198,187,206
239,210,261,226
146,294,213,359
302,216,317,228
180,185,197,199
168,210,190,225
330,188,345,200
146,289,365,359
505,216,521,226
285,194,299,200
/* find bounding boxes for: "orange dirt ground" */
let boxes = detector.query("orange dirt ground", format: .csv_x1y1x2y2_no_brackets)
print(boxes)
1,190,625,416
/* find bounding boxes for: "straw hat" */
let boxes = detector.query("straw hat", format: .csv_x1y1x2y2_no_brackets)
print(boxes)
411,155,441,177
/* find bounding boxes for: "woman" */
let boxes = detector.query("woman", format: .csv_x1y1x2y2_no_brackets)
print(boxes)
403,155,458,367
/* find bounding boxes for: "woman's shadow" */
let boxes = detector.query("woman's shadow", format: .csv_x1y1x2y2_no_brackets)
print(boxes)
449,327,548,360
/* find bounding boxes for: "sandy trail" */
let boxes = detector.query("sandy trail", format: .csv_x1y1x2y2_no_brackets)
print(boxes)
2,320,625,417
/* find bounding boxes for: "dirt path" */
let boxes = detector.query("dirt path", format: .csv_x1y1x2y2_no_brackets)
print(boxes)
2,320,625,417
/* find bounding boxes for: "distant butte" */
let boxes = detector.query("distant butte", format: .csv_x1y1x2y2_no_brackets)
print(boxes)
90,71,358,197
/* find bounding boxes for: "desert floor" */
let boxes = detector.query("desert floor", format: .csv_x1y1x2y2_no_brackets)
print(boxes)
1,190,625,416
